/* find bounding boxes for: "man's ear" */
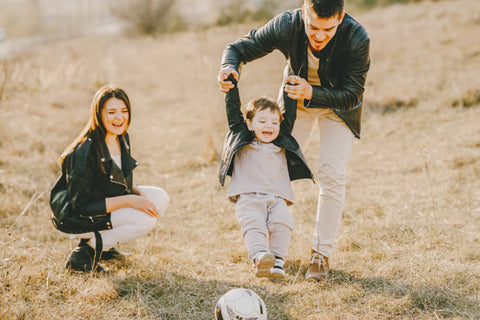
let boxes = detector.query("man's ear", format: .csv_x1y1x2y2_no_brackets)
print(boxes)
339,11,346,23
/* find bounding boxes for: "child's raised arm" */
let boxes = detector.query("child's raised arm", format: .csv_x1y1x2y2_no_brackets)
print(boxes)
280,81,298,134
224,74,246,132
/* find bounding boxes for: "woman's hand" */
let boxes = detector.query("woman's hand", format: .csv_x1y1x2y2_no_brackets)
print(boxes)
128,195,159,217
284,75,312,100
105,194,159,217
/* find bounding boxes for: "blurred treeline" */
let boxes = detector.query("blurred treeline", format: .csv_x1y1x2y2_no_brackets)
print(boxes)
113,0,435,35
0,0,434,40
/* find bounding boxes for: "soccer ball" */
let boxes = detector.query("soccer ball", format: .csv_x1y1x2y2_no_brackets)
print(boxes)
215,288,267,320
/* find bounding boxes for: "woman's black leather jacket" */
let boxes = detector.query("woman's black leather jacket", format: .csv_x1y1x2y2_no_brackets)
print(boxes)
50,130,138,233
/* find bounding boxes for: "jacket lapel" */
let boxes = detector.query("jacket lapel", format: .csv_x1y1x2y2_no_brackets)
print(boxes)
119,135,138,177
98,134,137,189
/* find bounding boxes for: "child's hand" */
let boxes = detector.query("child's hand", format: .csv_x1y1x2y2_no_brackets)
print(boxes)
218,68,239,93
285,75,312,100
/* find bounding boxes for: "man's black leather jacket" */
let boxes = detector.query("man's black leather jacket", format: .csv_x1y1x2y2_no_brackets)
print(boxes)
221,9,370,138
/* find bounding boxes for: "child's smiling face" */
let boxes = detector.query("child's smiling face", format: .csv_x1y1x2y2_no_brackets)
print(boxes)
246,108,281,143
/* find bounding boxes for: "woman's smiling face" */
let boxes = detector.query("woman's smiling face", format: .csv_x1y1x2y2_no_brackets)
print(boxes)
101,97,129,137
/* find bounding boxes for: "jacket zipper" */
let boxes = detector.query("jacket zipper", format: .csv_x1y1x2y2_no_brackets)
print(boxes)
80,214,108,222
109,179,128,192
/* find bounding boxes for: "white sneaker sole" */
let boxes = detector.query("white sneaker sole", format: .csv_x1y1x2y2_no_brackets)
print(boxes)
255,253,275,277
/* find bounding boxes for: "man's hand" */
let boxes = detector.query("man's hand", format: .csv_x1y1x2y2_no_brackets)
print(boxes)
218,68,239,93
284,75,313,100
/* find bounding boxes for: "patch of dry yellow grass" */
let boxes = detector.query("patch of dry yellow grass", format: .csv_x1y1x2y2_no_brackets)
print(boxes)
1,0,480,319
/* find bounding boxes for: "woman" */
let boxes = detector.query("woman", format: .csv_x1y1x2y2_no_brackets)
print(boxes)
50,85,169,272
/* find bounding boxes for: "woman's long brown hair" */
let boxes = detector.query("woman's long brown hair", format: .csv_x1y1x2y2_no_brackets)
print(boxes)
59,85,132,164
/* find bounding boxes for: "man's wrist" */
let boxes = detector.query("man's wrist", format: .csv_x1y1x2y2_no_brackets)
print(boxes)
306,84,313,100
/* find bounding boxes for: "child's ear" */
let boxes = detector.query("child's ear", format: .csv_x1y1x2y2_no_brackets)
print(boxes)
246,119,253,131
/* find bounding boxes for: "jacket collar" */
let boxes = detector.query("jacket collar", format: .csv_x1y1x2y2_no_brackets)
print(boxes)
95,131,138,180
296,11,340,80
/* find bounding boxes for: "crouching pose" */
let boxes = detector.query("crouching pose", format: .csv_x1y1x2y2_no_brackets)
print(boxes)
219,77,313,278
50,85,169,272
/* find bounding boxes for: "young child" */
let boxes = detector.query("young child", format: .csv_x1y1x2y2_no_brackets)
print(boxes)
219,76,313,278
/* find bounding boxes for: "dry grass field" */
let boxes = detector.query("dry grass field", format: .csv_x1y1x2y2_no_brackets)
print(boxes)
1,0,480,319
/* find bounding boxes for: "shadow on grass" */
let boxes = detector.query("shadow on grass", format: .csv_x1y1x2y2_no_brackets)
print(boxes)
286,259,480,318
329,270,480,318
112,271,294,320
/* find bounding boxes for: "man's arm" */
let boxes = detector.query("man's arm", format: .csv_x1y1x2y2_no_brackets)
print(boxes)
218,11,293,92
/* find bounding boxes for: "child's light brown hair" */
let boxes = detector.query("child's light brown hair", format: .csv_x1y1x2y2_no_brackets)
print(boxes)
244,97,284,122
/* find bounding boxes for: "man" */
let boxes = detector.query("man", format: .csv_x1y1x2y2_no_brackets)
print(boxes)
218,0,370,281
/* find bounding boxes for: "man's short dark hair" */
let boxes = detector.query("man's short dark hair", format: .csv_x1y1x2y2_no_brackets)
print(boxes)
307,0,344,18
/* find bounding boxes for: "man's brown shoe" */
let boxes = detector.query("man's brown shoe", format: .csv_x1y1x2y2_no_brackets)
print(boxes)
305,252,329,281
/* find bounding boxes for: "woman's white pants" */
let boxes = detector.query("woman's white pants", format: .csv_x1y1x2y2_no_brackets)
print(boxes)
62,186,169,251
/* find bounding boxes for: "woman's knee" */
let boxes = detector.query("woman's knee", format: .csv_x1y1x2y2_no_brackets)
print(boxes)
153,188,169,215
139,186,169,215
134,214,157,234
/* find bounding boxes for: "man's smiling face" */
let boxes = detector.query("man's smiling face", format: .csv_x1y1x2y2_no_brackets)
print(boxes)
302,3,345,53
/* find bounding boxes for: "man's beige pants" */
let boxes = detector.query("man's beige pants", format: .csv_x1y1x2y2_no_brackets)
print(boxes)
292,107,354,257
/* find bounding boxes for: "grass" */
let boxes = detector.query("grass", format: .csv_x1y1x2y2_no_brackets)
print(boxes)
1,0,480,319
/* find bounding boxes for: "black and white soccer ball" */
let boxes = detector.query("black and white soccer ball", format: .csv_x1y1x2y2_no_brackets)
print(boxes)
215,288,267,320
